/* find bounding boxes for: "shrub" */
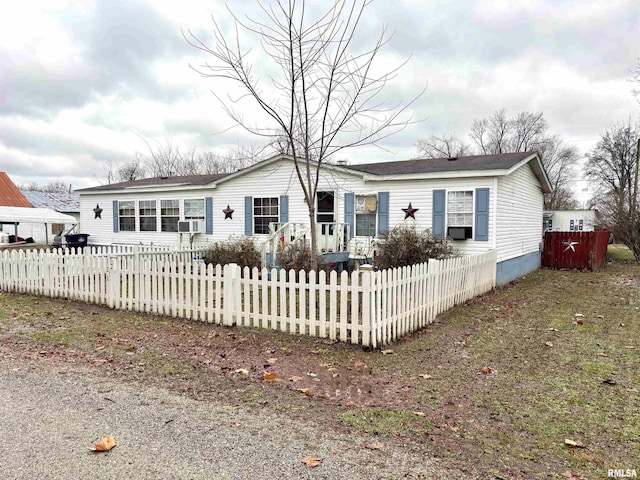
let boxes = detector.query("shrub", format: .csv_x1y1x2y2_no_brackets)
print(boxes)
277,243,336,273
202,237,261,269
374,225,455,270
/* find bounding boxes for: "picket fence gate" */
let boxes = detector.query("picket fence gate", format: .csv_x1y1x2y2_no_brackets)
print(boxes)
0,247,497,347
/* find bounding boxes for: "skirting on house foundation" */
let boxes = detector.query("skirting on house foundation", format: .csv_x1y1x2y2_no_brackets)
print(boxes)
496,251,541,285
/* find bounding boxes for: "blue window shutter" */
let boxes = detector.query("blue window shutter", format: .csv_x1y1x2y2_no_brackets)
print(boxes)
432,190,445,238
244,196,253,236
279,195,289,223
475,188,489,241
377,191,389,235
205,197,213,234
112,200,119,233
344,193,354,238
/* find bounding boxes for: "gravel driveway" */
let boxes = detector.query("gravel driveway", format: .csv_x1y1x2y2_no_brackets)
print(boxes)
0,362,456,479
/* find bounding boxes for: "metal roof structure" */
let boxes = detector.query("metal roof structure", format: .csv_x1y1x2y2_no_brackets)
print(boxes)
21,191,80,213
0,172,31,207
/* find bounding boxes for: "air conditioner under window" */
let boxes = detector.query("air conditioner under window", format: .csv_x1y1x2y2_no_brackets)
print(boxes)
447,226,472,240
178,219,204,234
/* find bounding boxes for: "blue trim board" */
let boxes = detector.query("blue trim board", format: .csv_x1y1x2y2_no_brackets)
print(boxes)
496,251,541,285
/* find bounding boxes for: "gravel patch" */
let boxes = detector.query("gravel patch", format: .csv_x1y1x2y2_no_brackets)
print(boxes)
0,362,457,479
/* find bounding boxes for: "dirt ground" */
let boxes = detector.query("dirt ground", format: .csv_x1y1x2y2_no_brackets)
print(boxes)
1,259,639,479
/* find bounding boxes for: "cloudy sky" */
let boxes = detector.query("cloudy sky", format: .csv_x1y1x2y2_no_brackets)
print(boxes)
1,0,638,198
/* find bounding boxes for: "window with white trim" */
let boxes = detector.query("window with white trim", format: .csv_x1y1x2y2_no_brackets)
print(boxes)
184,199,205,220
355,194,377,237
118,201,135,232
253,197,278,234
447,191,473,227
161,200,179,232
139,200,157,232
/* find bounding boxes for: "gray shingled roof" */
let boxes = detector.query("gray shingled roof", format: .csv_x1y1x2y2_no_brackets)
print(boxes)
75,174,227,193
21,191,80,213
344,151,535,175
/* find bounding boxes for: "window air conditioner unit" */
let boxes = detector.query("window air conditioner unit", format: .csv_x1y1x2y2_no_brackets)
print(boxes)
178,220,204,234
447,226,472,240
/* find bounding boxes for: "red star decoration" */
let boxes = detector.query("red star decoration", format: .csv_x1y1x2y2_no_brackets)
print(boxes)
223,205,234,219
402,203,419,219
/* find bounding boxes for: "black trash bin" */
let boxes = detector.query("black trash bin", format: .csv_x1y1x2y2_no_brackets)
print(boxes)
64,233,90,251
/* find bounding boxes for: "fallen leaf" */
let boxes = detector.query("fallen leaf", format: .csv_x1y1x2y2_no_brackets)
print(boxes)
381,349,394,355
548,328,558,331
263,372,278,382
562,470,586,480
327,367,337,372
235,368,249,375
267,357,277,364
95,345,105,351
319,362,331,368
346,401,355,407
575,318,584,325
545,341,554,347
365,442,384,451
306,372,317,378
297,388,313,397
354,360,367,367
597,352,608,357
418,374,432,379
574,313,584,318
626,388,638,393
602,378,617,385
301,455,322,468
289,375,303,382
412,411,426,417
90,436,116,452
480,367,492,374
564,438,586,449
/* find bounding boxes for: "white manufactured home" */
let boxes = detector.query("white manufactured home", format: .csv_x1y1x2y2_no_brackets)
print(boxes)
543,209,597,232
77,151,551,285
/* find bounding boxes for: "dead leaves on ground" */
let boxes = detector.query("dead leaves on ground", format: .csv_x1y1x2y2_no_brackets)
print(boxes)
564,438,587,449
263,371,278,382
301,455,322,468
90,436,116,452
365,442,384,451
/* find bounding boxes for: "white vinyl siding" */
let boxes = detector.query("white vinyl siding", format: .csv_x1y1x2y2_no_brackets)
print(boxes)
495,163,544,263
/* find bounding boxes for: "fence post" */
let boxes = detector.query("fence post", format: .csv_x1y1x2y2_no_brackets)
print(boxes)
223,263,240,326
361,270,372,347
107,256,119,309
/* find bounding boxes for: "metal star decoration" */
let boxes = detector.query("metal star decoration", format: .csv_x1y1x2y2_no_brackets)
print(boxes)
223,205,234,220
402,203,419,219
563,240,579,252
93,204,103,219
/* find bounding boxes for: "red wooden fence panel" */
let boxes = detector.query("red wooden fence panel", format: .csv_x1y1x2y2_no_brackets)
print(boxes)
542,230,610,271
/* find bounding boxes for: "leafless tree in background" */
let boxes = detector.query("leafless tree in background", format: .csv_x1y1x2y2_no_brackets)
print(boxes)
585,121,639,261
19,180,71,193
184,0,421,269
416,109,579,210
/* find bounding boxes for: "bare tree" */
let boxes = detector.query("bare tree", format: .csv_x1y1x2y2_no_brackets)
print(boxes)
184,0,420,270
585,121,640,261
417,110,578,209
20,180,70,193
415,134,471,158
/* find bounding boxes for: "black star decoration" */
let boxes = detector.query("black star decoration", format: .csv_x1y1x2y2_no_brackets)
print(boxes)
223,205,234,220
402,203,419,219
93,204,103,219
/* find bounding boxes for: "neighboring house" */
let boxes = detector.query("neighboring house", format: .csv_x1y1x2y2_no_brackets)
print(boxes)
543,209,597,232
77,151,551,285
0,172,77,245
21,190,81,234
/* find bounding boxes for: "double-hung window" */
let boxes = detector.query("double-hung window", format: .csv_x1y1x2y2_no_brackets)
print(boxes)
139,200,157,232
161,200,179,232
447,191,473,227
118,201,135,232
355,194,377,237
253,197,278,234
184,199,205,220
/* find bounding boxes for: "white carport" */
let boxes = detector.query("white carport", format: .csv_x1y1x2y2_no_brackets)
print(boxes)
0,207,77,246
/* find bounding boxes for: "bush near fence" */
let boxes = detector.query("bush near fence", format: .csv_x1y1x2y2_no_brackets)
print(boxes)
0,246,497,347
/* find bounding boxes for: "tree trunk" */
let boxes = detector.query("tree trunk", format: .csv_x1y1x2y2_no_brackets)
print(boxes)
308,208,318,272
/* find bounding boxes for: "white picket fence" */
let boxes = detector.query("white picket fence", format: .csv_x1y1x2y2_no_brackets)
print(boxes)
0,247,497,347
